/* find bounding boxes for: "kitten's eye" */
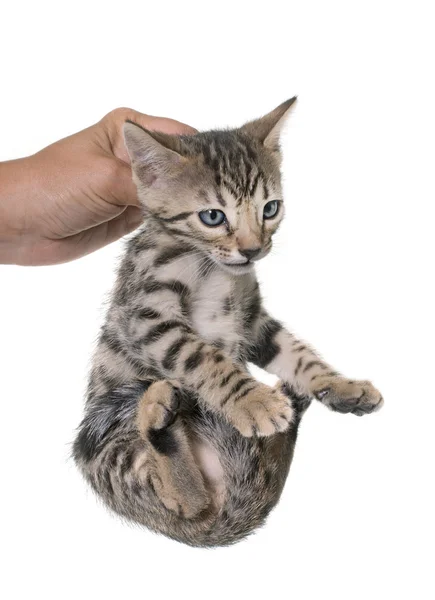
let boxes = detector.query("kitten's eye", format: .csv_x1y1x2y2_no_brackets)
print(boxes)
263,200,280,220
198,209,226,227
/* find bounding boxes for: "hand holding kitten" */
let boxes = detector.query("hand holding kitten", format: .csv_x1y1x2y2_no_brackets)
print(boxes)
0,108,196,265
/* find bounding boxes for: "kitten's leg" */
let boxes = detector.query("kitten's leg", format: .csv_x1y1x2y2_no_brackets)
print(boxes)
133,329,294,437
248,314,383,416
137,380,210,518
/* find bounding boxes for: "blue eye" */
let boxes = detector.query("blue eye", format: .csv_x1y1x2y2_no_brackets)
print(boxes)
198,209,226,227
263,200,280,220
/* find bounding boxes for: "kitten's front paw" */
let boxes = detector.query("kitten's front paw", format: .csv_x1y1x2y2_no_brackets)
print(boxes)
311,376,383,416
224,383,294,437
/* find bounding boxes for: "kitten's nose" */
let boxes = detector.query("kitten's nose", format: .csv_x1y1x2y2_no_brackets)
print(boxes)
239,247,261,261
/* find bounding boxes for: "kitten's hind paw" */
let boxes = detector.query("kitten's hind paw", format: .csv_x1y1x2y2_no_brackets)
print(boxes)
224,383,294,437
311,376,384,416
151,473,211,520
137,380,181,434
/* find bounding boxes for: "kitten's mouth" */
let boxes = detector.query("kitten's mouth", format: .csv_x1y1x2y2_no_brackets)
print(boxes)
227,260,250,267
221,260,254,274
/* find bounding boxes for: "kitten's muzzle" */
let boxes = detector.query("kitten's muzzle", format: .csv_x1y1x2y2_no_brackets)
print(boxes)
239,247,261,261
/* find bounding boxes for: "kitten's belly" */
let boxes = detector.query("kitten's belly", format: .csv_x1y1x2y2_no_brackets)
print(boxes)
190,435,226,509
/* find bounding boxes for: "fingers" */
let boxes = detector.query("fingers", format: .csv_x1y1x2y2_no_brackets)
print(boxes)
135,114,197,136
63,206,143,260
23,206,143,265
103,107,197,164
112,205,143,233
111,161,143,207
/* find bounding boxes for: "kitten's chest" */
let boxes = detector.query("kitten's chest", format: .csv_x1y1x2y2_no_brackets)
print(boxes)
190,270,247,357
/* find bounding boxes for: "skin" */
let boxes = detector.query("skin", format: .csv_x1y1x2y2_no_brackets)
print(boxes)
0,108,196,266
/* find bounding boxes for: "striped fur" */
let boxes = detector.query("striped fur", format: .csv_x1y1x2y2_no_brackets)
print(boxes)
73,99,383,547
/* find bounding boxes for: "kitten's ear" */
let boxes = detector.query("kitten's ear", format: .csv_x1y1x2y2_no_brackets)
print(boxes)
240,97,297,152
123,121,185,184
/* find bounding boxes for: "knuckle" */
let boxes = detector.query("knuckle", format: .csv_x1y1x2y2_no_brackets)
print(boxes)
105,106,135,123
102,156,126,188
94,158,121,192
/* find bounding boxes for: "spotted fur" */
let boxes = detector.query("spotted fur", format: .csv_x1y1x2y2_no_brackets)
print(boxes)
73,99,383,547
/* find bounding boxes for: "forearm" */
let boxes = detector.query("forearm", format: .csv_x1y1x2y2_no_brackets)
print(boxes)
265,328,338,393
133,325,255,409
247,315,338,397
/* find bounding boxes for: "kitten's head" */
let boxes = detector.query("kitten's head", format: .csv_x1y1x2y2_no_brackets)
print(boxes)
123,98,296,275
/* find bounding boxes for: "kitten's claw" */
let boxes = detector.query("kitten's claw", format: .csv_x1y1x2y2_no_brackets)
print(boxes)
315,389,329,401
224,383,294,437
311,377,383,415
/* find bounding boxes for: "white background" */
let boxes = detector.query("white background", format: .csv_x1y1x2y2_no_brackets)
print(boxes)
1,1,434,599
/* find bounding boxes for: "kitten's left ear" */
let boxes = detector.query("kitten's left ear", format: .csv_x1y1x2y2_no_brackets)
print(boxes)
240,97,297,152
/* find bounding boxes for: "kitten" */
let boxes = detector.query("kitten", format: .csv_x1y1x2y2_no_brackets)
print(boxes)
73,98,383,547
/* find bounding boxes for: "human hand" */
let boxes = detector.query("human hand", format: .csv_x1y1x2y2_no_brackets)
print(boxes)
0,108,196,265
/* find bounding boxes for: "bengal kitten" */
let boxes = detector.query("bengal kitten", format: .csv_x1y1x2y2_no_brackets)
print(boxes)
73,98,383,547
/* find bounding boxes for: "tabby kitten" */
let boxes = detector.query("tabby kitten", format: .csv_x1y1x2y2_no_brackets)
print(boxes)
73,98,383,547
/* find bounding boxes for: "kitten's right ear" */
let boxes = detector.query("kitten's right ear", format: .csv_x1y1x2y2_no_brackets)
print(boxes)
123,121,185,185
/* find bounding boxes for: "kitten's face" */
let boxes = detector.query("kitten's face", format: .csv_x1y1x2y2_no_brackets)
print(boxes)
124,99,296,275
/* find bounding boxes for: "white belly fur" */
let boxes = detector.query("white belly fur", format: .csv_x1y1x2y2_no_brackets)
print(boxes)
190,436,226,509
